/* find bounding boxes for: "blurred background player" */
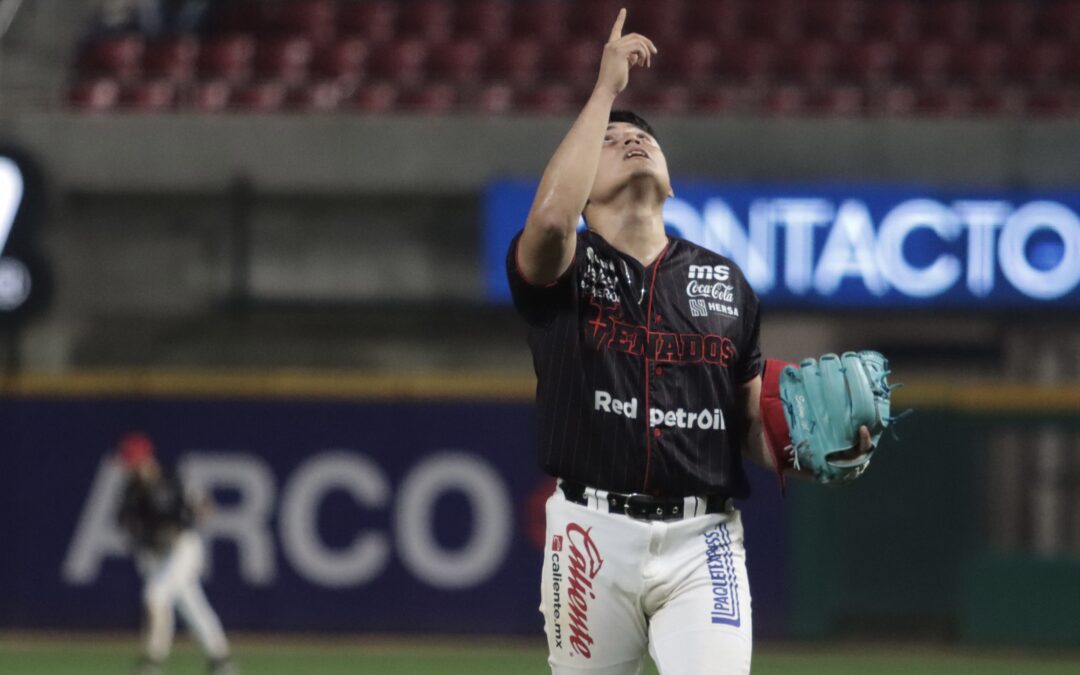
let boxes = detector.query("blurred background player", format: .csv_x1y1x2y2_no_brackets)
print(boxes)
115,432,234,675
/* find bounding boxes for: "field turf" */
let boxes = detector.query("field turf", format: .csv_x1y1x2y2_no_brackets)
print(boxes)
1,635,1079,674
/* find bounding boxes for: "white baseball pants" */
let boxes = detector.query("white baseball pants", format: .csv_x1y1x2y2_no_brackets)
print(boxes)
540,486,753,675
138,530,229,662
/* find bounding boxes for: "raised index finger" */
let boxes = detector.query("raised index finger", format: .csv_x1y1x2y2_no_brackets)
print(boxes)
609,8,626,41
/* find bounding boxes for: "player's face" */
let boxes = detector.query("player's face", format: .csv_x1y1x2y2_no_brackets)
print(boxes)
590,122,673,205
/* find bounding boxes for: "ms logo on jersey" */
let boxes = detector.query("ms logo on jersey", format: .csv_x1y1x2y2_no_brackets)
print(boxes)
687,264,730,281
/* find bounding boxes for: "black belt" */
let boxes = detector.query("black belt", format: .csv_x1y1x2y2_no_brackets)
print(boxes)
559,480,732,522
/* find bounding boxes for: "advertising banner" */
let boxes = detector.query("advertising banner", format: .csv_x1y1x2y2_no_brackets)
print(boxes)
484,180,1080,309
0,393,787,635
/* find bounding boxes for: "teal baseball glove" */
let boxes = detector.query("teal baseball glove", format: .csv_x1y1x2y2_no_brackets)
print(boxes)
778,351,900,484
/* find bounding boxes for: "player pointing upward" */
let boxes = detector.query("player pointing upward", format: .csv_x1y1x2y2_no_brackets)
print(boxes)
508,9,874,675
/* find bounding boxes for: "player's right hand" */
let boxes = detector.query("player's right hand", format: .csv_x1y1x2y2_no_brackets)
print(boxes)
594,8,657,97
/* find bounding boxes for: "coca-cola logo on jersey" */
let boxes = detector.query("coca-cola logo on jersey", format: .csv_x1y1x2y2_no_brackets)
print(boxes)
549,522,604,659
686,280,735,302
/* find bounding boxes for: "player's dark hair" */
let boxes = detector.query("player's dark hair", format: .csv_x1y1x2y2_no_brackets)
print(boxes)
609,110,657,140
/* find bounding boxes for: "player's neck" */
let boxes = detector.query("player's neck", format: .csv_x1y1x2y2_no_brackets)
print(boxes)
587,198,667,267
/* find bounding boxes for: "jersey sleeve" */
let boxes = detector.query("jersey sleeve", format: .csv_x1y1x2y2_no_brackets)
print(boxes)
505,230,577,327
735,288,763,383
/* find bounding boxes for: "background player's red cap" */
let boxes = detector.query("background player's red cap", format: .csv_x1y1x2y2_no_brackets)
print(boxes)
117,432,155,468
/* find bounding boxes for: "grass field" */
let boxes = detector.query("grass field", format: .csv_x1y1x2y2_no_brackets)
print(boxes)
2,635,1079,675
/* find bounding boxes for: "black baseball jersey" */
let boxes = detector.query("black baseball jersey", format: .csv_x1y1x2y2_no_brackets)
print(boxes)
508,228,762,498
117,471,195,553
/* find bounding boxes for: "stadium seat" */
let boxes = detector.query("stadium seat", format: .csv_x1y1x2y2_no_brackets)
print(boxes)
745,0,805,43
970,87,1025,116
545,38,602,89
68,78,121,111
197,35,256,83
953,42,1009,88
399,0,456,43
1037,0,1080,42
142,36,199,83
783,40,838,87
352,82,400,112
658,39,718,85
683,0,744,42
338,1,398,43
488,40,543,87
867,84,917,115
691,85,752,114
897,41,952,87
805,85,864,116
922,0,980,43
429,39,487,86
210,0,273,35
624,0,684,44
287,80,347,111
457,0,511,43
1014,42,1066,87
762,85,806,115
277,0,337,44
120,79,178,111
231,81,288,111
517,83,575,114
311,37,369,84
399,82,458,113
841,40,898,86
512,0,569,44
866,0,921,43
982,0,1036,43
190,80,232,112
1025,88,1078,116
255,36,314,84
83,34,145,81
723,41,779,85
914,87,973,117
570,0,621,40
475,82,515,113
805,0,866,43
633,85,691,114
368,38,429,86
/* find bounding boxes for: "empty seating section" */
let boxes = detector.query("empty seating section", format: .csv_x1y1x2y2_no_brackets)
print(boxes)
69,0,1080,115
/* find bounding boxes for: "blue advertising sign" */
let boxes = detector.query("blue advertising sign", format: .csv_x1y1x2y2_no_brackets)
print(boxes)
484,180,1080,309
0,392,787,636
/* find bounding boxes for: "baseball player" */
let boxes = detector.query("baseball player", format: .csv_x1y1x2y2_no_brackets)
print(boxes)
115,432,235,675
507,9,871,675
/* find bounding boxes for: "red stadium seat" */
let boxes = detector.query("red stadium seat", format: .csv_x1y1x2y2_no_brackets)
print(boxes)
429,39,486,86
68,78,121,111
762,85,806,115
841,40,898,86
683,0,744,42
544,38,604,90
368,38,429,86
278,0,337,44
198,35,256,83
783,40,838,87
1026,88,1078,116
191,80,233,112
457,0,511,43
399,82,458,113
914,87,973,117
399,0,455,43
338,1,398,43
745,0,805,43
633,85,691,114
488,40,544,87
1014,42,1066,87
570,0,621,40
1037,0,1080,42
475,82,515,113
624,0,684,44
312,37,369,84
922,0,980,43
352,82,400,112
723,40,778,85
231,81,288,111
142,37,199,83
517,83,575,114
954,42,1009,88
691,85,754,115
982,1,1036,43
83,34,144,81
210,0,274,35
897,41,952,87
805,0,866,43
512,0,569,44
255,36,314,84
866,0,921,43
867,84,917,116
659,39,718,85
120,79,178,111
805,85,865,116
970,87,1025,116
287,80,347,111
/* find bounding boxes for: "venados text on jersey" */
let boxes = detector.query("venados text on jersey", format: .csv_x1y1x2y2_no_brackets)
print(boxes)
585,300,738,366
595,391,726,431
